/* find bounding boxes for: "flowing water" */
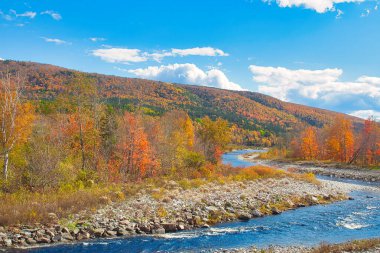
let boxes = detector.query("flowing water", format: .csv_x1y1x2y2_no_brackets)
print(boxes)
23,150,380,253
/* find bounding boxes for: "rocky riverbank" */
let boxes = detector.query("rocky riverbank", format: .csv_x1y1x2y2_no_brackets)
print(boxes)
241,154,380,182
0,177,350,250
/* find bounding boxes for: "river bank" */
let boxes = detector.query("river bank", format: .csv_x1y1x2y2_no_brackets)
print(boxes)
217,238,380,253
241,153,380,182
0,176,351,250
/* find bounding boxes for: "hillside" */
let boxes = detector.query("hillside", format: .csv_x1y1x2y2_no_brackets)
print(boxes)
0,60,362,134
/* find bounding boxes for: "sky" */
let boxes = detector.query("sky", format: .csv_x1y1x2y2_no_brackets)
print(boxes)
1,0,380,119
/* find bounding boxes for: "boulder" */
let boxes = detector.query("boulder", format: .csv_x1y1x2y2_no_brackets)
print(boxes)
161,223,177,232
152,227,165,234
237,212,252,221
251,209,263,217
26,238,37,245
93,228,105,237
271,207,282,215
36,236,51,244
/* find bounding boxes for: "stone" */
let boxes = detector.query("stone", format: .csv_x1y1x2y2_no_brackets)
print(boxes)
161,223,177,232
177,224,185,230
105,230,117,237
237,212,252,221
47,213,58,221
26,238,37,245
271,207,282,215
61,233,74,241
37,236,51,244
93,228,105,237
152,227,165,234
116,229,129,236
77,232,90,240
251,209,263,217
201,224,210,228
4,239,12,247
45,229,55,237
61,227,70,233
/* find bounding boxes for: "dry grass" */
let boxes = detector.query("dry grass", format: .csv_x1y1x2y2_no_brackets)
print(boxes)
312,238,380,253
0,185,125,226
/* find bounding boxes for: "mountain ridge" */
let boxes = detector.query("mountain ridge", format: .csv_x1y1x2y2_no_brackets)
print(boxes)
0,60,363,134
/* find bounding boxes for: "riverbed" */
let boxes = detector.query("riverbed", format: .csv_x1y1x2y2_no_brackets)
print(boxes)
15,150,380,253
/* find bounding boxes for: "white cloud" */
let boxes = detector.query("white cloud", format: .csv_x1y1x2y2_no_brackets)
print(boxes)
127,63,243,91
361,8,371,17
42,37,71,45
92,48,147,63
41,11,62,20
0,58,4,61
262,0,365,13
92,47,228,63
90,37,106,42
350,110,380,120
171,47,228,57
249,65,380,102
15,11,37,19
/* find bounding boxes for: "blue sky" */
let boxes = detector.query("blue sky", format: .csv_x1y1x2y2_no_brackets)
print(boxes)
1,0,380,119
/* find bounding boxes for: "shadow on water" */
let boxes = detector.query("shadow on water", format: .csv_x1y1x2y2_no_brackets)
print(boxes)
14,150,380,253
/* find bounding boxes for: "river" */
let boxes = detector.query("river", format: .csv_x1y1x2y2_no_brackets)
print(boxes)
25,149,380,253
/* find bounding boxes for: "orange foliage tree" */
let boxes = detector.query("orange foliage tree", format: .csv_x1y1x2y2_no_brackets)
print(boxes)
300,127,319,160
117,112,157,181
325,116,354,163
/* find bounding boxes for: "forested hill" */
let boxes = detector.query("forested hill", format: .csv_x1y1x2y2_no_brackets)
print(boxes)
0,60,362,134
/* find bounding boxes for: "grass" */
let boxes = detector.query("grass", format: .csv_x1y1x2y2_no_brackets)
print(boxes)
311,238,380,252
0,185,125,226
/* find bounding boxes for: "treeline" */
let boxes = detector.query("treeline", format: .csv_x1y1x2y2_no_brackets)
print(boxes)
291,116,380,166
0,73,246,192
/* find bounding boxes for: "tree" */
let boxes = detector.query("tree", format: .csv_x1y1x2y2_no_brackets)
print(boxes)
0,72,35,181
325,116,354,163
117,112,157,181
198,116,231,163
300,127,319,160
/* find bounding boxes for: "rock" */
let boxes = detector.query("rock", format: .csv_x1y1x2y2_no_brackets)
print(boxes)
77,232,90,240
201,224,210,228
251,209,263,217
310,196,319,204
271,207,282,215
105,230,117,237
139,224,151,233
26,238,37,245
4,239,12,247
93,228,105,237
61,233,74,241
152,227,165,234
37,236,51,243
45,229,55,237
348,197,355,200
237,212,252,221
116,229,129,236
161,223,177,232
99,196,111,204
61,227,70,233
177,224,185,230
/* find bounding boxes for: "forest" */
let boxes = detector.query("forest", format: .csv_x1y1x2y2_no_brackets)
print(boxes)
0,65,379,227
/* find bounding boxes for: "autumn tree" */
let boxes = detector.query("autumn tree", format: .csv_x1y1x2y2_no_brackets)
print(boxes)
300,127,319,160
155,111,195,173
198,116,231,163
325,116,354,163
62,74,100,171
117,112,157,181
350,117,380,165
0,72,35,181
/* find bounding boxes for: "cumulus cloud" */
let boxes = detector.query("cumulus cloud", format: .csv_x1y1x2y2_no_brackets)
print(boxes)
350,110,380,120
127,63,243,91
92,48,147,63
249,64,380,114
262,0,365,13
41,10,62,20
0,58,4,61
42,37,71,45
92,47,228,64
